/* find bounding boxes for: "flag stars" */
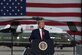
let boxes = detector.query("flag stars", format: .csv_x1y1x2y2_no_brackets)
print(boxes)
9,13,12,15
6,3,9,5
18,9,20,12
20,0,23,2
9,6,12,9
18,3,20,5
3,13,6,15
12,9,14,12
9,0,11,2
12,3,15,5
15,13,17,15
6,10,9,12
15,0,17,2
21,6,23,9
3,0,6,2
20,13,23,15
15,6,17,9
0,0,25,16
3,6,6,9
0,2,3,5
0,9,3,12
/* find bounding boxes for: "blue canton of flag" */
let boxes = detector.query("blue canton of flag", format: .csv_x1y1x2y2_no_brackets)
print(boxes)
0,0,26,16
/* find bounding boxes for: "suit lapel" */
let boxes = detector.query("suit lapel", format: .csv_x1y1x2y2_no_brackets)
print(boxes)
37,29,41,39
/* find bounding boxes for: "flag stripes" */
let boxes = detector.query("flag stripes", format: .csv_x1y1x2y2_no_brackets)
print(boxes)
26,0,81,38
26,12,80,17
0,0,81,39
27,3,81,8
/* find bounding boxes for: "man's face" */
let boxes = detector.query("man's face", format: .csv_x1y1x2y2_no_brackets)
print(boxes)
38,22,45,29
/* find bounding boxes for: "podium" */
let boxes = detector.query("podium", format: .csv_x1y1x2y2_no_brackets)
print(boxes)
23,39,54,55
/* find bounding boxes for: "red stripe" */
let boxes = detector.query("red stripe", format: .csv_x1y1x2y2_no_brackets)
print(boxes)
45,22,81,26
67,31,81,35
27,3,81,8
26,12,80,17
0,22,10,25
0,21,36,25
0,21,81,26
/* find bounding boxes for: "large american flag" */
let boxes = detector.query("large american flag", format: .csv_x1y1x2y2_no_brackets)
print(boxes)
0,0,81,40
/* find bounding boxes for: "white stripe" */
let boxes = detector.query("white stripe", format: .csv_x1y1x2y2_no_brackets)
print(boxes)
44,17,81,22
54,26,81,31
0,26,81,31
27,0,81,4
26,7,81,13
0,16,81,22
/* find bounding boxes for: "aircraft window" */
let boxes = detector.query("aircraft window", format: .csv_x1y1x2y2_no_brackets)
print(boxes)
50,28,52,30
62,33,73,40
21,33,31,37
0,33,11,40
50,33,69,41
30,26,34,28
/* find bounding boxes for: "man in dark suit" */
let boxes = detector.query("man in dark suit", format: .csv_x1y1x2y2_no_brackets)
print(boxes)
23,19,54,55
29,19,50,41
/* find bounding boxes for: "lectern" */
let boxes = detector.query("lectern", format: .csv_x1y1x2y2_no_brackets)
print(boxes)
23,39,54,55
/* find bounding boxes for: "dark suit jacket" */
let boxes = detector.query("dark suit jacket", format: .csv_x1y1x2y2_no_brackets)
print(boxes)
29,29,50,41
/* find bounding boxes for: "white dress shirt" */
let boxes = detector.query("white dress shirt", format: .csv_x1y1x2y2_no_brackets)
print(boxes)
39,28,42,39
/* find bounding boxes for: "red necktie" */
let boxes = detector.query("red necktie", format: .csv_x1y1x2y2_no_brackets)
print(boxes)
42,29,44,40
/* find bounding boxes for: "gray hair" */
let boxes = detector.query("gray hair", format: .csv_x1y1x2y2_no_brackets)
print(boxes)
37,20,45,24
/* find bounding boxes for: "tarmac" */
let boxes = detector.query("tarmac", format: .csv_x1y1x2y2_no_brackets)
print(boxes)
0,46,77,55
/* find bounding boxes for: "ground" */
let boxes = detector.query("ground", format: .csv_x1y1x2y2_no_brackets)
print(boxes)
0,46,78,55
